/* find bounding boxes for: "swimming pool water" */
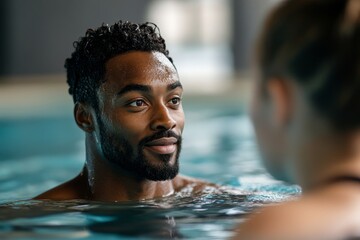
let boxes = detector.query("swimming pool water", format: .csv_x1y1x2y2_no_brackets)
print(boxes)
0,102,300,239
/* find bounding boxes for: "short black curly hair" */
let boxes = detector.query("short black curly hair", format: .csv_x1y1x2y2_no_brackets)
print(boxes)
65,21,174,108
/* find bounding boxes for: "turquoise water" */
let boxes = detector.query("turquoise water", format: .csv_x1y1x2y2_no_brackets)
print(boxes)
0,102,300,239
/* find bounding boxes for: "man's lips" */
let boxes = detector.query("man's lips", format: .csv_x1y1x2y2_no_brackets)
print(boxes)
144,137,178,154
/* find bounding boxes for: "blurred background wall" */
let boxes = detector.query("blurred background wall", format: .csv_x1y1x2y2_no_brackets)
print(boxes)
0,0,281,79
0,0,149,76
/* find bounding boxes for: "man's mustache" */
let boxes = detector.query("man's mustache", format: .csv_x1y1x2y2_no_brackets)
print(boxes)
139,130,181,147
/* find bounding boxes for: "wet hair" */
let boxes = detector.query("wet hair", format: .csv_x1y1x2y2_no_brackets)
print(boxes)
257,0,360,131
65,21,174,109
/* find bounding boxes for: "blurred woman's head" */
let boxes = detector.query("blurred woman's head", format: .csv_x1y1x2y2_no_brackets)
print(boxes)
250,0,360,188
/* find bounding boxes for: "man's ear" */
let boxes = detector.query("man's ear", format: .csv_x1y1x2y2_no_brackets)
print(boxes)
74,102,95,133
267,78,292,127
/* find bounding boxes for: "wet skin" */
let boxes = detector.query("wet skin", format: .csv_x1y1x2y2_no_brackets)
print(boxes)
34,51,208,201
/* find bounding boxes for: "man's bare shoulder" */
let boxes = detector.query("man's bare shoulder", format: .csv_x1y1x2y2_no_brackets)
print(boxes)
33,175,87,201
34,174,215,201
234,183,360,240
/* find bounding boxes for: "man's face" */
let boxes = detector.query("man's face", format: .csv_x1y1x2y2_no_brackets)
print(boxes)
94,51,184,181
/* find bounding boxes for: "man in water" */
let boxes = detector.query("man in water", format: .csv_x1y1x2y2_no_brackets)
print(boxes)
35,21,206,201
235,0,360,239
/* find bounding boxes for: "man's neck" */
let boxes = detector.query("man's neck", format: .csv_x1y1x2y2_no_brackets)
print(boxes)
84,165,175,201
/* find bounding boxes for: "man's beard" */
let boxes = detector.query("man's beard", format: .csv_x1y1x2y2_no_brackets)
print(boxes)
97,115,181,181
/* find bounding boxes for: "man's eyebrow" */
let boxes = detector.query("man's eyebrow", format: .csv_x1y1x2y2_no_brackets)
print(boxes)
117,84,151,97
168,81,183,91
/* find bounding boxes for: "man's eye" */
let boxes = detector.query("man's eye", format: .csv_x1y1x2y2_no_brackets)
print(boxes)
170,97,181,105
128,100,146,107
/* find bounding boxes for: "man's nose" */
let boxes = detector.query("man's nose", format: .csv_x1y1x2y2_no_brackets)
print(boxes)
150,104,176,131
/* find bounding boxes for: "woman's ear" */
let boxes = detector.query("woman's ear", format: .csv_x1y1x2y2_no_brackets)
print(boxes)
267,78,293,127
74,102,94,133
